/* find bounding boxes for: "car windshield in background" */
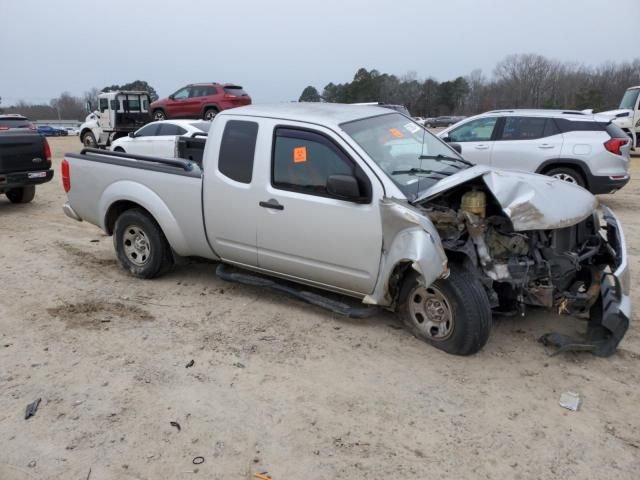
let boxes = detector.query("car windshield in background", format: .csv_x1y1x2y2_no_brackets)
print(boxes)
619,89,639,110
224,86,248,96
341,113,469,200
0,117,31,129
190,121,211,132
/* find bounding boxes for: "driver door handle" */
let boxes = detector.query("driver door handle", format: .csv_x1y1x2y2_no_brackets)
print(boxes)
259,199,284,210
538,143,555,149
474,144,489,150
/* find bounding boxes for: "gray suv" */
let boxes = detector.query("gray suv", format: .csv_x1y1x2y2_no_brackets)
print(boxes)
438,109,631,194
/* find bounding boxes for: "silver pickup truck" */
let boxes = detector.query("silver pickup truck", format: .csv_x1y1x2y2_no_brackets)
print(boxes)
62,104,630,356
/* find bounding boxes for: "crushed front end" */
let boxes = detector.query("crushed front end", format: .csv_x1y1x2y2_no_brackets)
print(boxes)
416,179,630,357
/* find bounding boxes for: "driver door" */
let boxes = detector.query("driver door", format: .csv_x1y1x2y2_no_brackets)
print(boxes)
125,123,159,155
444,117,499,165
167,87,190,118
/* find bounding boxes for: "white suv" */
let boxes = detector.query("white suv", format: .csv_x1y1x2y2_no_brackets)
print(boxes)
438,109,631,194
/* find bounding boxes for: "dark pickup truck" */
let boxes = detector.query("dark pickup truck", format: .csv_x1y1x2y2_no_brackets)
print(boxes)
0,127,54,203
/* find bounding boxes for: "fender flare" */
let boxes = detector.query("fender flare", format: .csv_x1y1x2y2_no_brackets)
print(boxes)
535,158,594,187
99,180,191,255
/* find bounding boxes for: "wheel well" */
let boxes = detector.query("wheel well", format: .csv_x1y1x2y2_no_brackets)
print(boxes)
113,146,125,152
105,201,154,235
81,128,93,138
538,162,589,188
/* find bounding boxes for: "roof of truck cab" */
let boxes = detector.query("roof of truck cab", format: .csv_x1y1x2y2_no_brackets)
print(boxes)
219,103,396,126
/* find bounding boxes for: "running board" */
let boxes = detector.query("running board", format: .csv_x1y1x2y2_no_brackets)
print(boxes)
215,264,381,319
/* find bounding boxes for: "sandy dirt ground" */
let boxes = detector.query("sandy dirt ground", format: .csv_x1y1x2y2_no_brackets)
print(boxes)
1,136,639,480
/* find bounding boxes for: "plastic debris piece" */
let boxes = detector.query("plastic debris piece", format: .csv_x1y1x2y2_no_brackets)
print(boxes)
25,398,41,420
170,421,181,432
559,391,582,411
185,360,195,368
192,456,205,465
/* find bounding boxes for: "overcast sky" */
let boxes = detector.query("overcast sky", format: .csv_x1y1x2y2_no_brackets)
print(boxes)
1,0,638,105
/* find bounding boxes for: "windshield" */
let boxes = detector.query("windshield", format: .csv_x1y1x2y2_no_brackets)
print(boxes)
619,88,640,110
341,113,469,200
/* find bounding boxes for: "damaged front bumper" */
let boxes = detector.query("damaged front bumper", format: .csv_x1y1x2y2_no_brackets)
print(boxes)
541,206,631,357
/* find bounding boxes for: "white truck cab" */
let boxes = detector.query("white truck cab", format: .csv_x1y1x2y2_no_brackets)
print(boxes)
600,86,640,152
80,90,151,148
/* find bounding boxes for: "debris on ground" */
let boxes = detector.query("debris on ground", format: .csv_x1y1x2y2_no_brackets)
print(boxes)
255,473,272,480
28,460,36,468
25,398,41,419
185,359,195,368
559,391,582,411
192,456,204,465
233,362,245,369
170,421,181,432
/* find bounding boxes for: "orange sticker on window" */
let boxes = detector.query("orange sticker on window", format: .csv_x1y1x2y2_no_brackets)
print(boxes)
293,146,307,163
389,128,404,138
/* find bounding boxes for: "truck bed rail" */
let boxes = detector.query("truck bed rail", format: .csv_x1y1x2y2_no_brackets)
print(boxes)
80,148,197,172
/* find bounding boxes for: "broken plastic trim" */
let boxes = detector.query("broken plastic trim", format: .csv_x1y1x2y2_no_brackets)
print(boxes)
539,272,629,357
215,264,381,319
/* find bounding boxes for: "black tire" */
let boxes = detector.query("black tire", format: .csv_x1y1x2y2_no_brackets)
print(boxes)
113,208,173,279
82,131,97,147
203,108,218,121
545,167,585,188
6,186,36,204
398,265,492,355
153,109,166,121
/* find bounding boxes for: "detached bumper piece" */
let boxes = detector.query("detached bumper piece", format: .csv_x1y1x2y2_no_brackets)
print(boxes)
540,207,630,357
540,273,629,357
215,264,380,319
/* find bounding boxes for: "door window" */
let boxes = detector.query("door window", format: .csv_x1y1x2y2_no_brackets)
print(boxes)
499,117,548,140
204,86,218,96
448,117,497,142
218,120,259,183
99,98,109,112
272,128,369,201
135,123,160,137
189,87,207,98
158,124,187,136
173,88,189,100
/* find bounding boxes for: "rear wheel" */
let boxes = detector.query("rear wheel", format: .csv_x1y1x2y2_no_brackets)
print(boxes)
6,186,36,204
398,265,492,355
82,131,97,147
203,108,218,121
113,209,173,278
546,167,585,188
153,110,166,121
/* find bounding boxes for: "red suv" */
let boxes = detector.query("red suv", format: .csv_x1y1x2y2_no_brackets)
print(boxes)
150,83,251,121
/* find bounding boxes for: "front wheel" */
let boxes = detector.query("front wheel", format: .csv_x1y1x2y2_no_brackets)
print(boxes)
6,186,36,204
203,108,218,121
113,209,173,278
153,110,166,121
82,131,97,147
398,266,492,355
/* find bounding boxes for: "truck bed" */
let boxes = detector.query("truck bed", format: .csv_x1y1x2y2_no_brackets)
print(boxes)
0,132,53,190
63,149,213,258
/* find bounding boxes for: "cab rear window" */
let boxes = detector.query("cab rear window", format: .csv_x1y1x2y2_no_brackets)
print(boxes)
218,120,258,183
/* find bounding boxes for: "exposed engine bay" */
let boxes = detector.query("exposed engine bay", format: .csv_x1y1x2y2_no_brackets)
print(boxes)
415,180,628,356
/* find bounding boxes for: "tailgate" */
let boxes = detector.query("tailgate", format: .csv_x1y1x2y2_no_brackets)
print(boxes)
0,133,47,173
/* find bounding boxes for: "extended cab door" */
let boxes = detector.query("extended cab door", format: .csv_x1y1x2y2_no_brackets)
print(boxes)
254,124,383,295
490,116,563,171
443,116,498,165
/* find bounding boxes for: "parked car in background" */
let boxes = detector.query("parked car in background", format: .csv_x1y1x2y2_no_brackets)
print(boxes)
150,83,251,121
63,127,79,136
37,125,65,136
413,116,425,125
438,109,631,194
0,127,53,203
61,103,629,357
110,119,210,158
0,114,35,132
426,116,465,128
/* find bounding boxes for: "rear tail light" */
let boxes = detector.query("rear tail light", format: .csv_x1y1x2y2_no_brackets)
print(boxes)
43,138,52,165
61,159,70,192
29,123,36,131
0,126,9,131
604,137,629,155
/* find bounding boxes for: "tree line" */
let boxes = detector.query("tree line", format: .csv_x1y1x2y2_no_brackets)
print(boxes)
0,81,159,121
299,53,640,116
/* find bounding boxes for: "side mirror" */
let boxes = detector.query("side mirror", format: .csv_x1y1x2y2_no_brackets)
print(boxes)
327,174,361,201
450,143,462,154
441,135,451,143
168,94,175,100
128,132,136,138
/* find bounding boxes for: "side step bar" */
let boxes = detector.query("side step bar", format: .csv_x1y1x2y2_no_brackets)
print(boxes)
215,264,381,319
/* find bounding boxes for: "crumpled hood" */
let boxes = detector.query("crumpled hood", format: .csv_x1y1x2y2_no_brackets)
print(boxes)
415,166,598,231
